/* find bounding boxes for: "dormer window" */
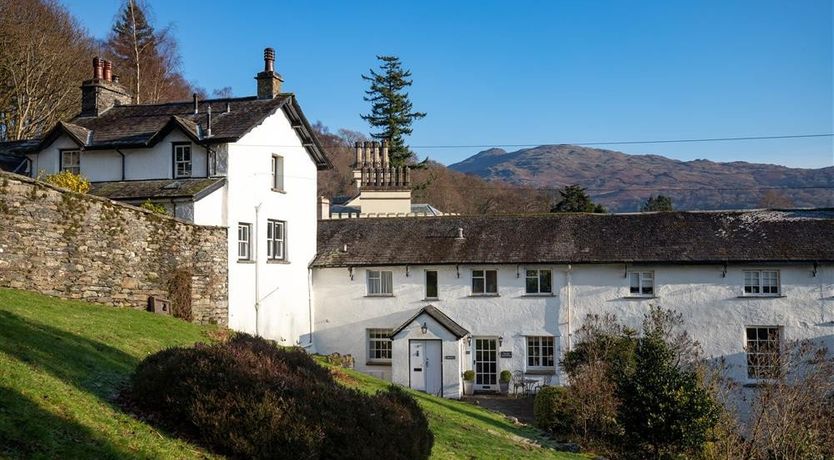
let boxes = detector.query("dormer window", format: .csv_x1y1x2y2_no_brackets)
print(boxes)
60,150,80,175
173,143,192,178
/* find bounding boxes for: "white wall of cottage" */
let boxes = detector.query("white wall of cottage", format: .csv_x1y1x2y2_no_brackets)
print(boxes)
224,108,318,347
312,263,834,397
27,132,209,181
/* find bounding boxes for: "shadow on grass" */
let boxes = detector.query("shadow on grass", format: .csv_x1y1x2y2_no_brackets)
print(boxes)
0,386,133,459
411,391,552,444
0,310,139,400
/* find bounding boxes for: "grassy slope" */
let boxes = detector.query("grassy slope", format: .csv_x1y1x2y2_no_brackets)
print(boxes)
0,288,583,459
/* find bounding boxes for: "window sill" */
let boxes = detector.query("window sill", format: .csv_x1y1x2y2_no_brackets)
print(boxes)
469,294,500,298
366,361,392,367
522,293,556,297
621,296,658,300
271,188,286,194
266,259,290,264
525,368,556,375
237,260,255,264
365,294,394,298
737,295,785,299
423,298,440,302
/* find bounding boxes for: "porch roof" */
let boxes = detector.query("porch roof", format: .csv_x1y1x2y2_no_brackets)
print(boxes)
391,305,470,340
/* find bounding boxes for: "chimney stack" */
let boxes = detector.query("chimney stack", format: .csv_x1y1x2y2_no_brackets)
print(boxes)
102,60,112,81
80,56,132,117
256,47,284,99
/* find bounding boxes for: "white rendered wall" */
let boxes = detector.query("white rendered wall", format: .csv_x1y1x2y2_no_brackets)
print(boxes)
193,185,227,226
27,132,209,181
225,108,318,347
312,263,834,395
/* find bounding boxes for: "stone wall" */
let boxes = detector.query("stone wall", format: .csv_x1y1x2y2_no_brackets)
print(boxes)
0,172,228,324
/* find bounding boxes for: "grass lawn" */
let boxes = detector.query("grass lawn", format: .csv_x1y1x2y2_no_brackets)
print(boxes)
0,288,585,459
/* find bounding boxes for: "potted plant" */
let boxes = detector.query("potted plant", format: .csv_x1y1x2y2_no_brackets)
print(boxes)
463,370,475,395
499,370,512,394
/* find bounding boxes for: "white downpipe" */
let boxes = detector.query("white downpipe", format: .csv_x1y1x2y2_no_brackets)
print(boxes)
566,264,573,352
254,202,262,336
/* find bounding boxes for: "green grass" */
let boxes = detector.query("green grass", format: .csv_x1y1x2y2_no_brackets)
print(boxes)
0,288,585,459
324,363,587,460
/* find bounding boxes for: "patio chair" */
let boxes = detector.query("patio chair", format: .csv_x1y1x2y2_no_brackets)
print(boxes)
511,370,527,397
531,374,552,394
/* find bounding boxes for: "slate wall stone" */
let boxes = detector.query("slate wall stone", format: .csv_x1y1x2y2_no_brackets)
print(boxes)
0,171,228,325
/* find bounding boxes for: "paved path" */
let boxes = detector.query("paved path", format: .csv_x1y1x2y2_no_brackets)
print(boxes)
461,394,536,425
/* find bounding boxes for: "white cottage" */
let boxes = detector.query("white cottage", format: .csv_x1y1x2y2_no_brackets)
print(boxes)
2,49,331,345
311,212,834,398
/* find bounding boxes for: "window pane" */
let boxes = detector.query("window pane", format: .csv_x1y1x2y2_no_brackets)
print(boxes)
526,275,539,294
540,270,552,293
381,271,393,294
486,270,497,293
630,273,640,293
426,271,438,298
473,278,484,294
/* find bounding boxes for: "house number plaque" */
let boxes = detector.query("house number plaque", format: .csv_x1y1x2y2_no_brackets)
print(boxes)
499,351,512,358
444,355,455,360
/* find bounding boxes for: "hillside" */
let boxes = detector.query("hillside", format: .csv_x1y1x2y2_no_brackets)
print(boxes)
0,288,582,459
449,145,834,211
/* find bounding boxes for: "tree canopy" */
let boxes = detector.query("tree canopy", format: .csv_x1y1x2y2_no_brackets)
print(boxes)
360,55,426,166
641,195,674,212
550,185,606,213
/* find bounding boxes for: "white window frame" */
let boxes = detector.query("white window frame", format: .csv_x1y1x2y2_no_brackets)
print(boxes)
527,336,555,369
366,270,393,296
271,155,284,191
629,271,655,297
367,328,393,363
745,326,782,379
237,223,251,261
173,143,192,178
425,270,439,299
743,270,780,296
525,269,553,294
266,219,285,261
60,150,81,175
471,269,498,295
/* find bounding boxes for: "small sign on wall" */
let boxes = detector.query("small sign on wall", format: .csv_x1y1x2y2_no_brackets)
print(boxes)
444,355,455,360
499,351,512,358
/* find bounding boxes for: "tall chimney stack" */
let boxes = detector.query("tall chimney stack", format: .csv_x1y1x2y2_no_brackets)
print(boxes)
80,56,132,117
256,47,284,99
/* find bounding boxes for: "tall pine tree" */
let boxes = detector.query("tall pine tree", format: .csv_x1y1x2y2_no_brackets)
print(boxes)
361,56,426,166
550,185,606,213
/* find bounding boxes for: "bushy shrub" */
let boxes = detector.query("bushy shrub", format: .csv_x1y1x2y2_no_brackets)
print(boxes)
534,386,575,435
499,370,512,383
140,199,168,215
39,170,90,193
127,334,432,459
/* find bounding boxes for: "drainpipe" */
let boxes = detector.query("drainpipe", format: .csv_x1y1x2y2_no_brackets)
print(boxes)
116,149,126,180
254,202,262,336
566,264,573,352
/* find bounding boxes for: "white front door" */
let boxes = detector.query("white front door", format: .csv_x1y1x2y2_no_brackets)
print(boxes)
474,338,498,391
409,340,443,396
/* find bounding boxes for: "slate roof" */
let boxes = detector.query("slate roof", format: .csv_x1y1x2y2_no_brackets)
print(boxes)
89,177,225,201
391,305,470,339
313,209,834,267
0,95,331,170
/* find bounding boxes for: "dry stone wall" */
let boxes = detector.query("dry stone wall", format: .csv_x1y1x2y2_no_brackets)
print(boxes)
0,171,228,324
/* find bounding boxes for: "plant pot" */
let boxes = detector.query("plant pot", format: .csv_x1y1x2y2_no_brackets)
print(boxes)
463,380,474,395
499,382,510,394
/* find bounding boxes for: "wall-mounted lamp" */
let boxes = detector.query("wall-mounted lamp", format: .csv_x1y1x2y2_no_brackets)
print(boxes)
499,336,504,347
421,322,428,334
466,335,471,347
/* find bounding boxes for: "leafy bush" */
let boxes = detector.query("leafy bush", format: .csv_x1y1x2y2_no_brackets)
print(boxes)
140,199,168,215
534,386,575,435
463,370,475,381
39,170,90,193
127,334,433,459
499,370,512,383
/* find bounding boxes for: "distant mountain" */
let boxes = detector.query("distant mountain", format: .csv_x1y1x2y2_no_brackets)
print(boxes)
449,145,834,212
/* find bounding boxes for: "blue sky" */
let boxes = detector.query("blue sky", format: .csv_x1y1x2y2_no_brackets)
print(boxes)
63,0,832,168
